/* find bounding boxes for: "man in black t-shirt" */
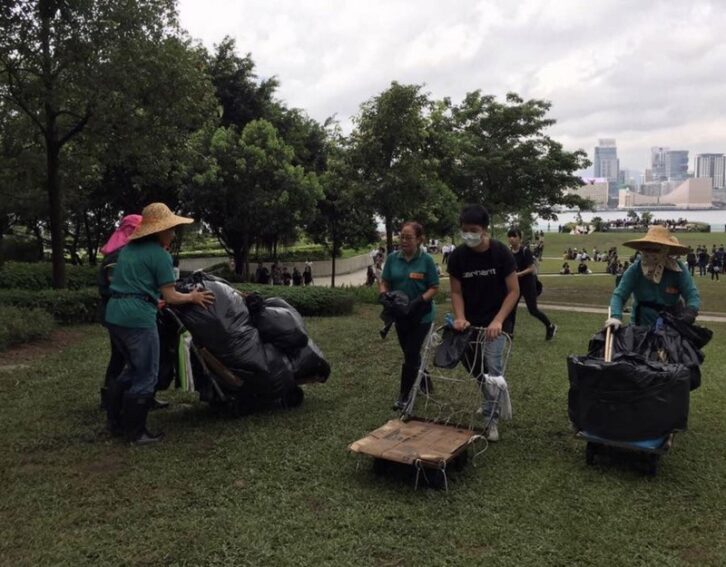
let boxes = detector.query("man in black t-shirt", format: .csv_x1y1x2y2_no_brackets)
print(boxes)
447,205,519,442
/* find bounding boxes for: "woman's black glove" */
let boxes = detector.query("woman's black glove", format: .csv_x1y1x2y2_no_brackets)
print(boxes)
407,295,431,320
681,307,698,325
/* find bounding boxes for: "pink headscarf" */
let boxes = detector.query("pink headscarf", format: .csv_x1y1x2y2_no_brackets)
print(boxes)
100,214,143,256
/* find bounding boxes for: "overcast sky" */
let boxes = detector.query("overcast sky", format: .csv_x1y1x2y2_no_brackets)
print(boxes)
178,0,726,174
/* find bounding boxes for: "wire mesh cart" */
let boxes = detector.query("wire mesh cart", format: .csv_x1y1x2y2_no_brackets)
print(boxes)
349,325,512,490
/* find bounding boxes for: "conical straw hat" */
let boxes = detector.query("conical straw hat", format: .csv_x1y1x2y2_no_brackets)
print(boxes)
129,203,194,240
622,225,688,255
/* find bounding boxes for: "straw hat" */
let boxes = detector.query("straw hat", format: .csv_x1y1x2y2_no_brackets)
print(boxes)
128,203,194,240
622,225,688,255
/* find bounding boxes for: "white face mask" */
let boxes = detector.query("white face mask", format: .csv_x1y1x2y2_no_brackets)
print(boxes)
461,231,482,248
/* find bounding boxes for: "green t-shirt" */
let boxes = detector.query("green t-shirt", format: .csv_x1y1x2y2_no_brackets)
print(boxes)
381,249,439,324
104,241,176,329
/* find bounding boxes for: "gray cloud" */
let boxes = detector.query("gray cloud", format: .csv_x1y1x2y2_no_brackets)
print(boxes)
179,0,726,171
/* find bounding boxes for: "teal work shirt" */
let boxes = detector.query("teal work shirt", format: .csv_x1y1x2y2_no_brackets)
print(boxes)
381,249,439,324
105,241,176,329
610,258,700,326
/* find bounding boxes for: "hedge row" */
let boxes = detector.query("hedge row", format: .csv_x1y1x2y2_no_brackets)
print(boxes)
234,284,355,316
0,262,98,290
0,283,356,323
0,288,100,325
0,306,56,352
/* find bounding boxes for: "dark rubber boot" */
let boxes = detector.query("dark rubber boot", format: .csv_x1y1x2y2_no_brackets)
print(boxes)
123,394,164,445
105,382,125,437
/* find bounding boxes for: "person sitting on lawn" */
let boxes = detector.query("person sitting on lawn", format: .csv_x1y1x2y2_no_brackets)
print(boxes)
606,225,700,329
447,204,519,442
560,262,571,275
578,260,590,274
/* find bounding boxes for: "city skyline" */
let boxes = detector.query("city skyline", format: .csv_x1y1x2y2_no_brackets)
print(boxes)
178,1,726,171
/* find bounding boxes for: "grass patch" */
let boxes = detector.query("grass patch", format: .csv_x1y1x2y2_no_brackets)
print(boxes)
0,307,725,565
0,306,56,351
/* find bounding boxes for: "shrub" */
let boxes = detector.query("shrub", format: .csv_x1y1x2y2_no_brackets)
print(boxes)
0,236,43,263
234,284,355,316
0,288,100,325
0,262,98,290
0,306,56,351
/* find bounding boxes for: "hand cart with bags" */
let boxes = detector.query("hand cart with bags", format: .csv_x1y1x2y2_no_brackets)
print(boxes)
349,324,512,490
568,310,711,476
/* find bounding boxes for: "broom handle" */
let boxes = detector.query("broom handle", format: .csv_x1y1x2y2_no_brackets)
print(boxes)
604,307,613,362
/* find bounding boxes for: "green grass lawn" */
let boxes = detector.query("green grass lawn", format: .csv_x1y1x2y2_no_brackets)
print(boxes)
1,306,725,565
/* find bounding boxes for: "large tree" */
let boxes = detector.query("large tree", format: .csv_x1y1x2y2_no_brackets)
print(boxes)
349,82,445,252
447,91,591,222
306,126,377,286
0,0,197,287
187,119,321,279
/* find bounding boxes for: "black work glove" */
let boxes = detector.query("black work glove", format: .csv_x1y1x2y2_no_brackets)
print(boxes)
681,307,698,325
407,295,431,320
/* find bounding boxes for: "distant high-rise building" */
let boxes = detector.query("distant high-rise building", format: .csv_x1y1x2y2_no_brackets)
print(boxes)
593,139,619,197
695,153,726,189
665,150,689,181
650,147,669,181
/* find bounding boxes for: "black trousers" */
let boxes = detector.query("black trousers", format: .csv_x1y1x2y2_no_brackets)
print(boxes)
394,320,431,369
511,275,551,334
104,329,126,389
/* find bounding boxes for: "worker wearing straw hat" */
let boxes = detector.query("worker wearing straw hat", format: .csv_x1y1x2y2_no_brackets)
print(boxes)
605,225,700,330
105,203,214,445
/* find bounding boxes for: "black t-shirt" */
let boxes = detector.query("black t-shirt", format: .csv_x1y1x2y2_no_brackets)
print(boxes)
512,246,535,276
447,240,517,330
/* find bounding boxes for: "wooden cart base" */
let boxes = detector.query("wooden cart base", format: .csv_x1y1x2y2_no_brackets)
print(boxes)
349,418,482,489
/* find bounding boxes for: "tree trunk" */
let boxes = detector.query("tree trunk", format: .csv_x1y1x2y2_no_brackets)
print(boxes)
233,248,244,276
330,248,336,288
47,142,66,287
385,215,394,253
83,210,97,265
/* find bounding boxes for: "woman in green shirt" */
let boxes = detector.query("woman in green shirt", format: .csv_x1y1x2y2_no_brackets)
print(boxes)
606,225,700,329
380,221,439,410
105,203,214,445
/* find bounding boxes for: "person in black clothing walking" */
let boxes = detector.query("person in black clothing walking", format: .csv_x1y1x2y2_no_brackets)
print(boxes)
507,228,557,341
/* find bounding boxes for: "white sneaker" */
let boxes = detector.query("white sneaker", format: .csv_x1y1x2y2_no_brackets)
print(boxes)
485,423,499,442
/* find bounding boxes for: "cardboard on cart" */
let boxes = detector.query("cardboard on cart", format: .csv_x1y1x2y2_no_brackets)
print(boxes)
349,418,475,467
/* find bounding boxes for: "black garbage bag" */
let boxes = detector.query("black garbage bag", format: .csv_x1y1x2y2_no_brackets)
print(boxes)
156,309,181,391
289,338,331,383
568,354,691,440
246,293,308,353
263,343,296,399
588,318,711,391
434,326,474,369
378,291,411,338
171,278,269,382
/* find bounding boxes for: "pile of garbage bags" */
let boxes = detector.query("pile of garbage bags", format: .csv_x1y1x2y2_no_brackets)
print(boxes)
172,272,330,400
568,314,712,441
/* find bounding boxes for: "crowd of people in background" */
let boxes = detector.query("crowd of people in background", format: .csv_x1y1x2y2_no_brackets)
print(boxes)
254,261,314,286
686,245,724,281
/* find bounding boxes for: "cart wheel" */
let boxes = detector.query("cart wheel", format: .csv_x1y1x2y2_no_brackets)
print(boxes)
647,454,660,477
451,451,469,472
425,468,447,490
232,394,256,417
585,442,596,466
282,386,304,409
372,458,390,476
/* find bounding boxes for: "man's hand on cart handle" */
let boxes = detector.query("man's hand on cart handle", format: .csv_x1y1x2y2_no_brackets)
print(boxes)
604,317,621,330
486,319,503,340
453,318,470,332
